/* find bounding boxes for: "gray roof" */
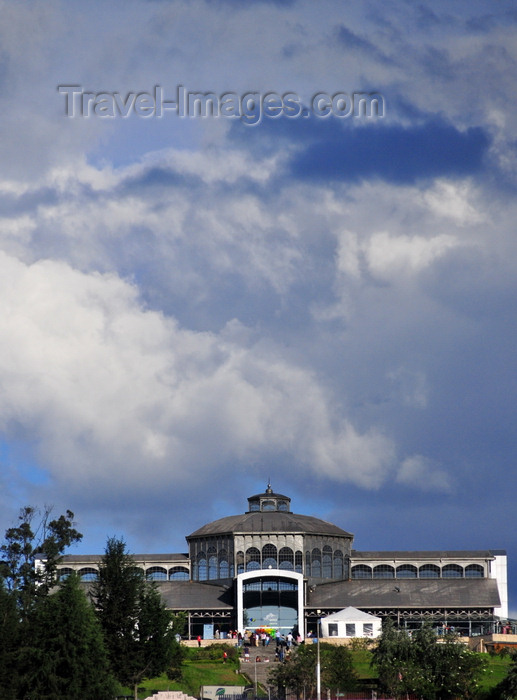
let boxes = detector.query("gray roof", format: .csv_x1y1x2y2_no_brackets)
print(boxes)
351,550,498,561
248,490,290,501
307,578,501,609
60,553,189,564
154,581,234,610
188,511,352,539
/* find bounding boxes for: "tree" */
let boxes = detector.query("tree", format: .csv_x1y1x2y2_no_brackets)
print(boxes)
0,578,20,700
0,506,82,617
490,650,517,699
92,537,184,700
269,642,357,699
372,619,486,700
17,572,116,700
323,643,357,694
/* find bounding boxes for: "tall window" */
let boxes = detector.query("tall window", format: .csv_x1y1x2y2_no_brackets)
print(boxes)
295,551,303,574
219,549,229,578
246,547,261,571
198,552,207,580
322,546,332,578
279,547,294,570
208,546,217,579
236,551,245,575
333,550,344,578
262,543,277,569
312,548,321,577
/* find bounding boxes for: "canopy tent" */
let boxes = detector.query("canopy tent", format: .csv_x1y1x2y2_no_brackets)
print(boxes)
320,606,381,639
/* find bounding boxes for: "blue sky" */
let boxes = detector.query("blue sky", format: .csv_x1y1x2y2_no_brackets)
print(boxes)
1,0,517,613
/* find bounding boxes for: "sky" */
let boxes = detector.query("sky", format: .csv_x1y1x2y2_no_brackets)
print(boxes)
1,0,517,613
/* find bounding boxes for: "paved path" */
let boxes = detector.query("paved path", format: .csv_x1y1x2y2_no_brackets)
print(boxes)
239,644,281,691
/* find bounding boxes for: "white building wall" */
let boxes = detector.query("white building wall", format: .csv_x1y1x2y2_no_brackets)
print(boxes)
491,553,508,619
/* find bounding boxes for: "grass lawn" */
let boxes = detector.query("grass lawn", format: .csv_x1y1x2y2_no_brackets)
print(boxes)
118,647,513,699
477,653,513,693
351,648,513,695
118,658,247,699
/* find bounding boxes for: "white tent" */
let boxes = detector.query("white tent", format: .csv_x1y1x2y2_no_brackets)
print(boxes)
320,607,381,639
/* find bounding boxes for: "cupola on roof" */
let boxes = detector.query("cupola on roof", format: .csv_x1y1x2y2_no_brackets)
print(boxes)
246,482,291,513
187,484,353,539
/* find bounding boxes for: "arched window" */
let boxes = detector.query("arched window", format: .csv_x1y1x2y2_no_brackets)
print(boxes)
219,550,229,579
146,566,167,581
333,551,344,578
351,565,372,579
442,564,463,578
207,546,217,579
197,552,207,581
169,567,189,581
236,551,245,575
305,550,311,577
58,567,74,580
465,564,484,578
246,547,261,571
262,500,276,511
396,565,417,579
419,564,440,578
279,547,294,570
373,565,395,579
294,551,303,574
262,543,277,569
322,546,332,578
278,500,289,511
312,548,322,578
79,567,98,582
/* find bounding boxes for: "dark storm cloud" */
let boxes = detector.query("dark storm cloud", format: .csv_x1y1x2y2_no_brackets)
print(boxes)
232,116,490,185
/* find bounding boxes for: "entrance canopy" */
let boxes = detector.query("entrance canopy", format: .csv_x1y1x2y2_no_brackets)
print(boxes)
236,570,304,634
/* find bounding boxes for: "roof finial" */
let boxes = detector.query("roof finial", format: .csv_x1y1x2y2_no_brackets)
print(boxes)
266,479,272,494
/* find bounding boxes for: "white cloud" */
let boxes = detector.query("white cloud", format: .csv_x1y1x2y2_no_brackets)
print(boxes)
396,455,453,493
365,231,459,281
0,251,395,499
423,180,483,225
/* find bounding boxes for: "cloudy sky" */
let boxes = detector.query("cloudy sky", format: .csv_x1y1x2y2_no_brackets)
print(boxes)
1,0,516,611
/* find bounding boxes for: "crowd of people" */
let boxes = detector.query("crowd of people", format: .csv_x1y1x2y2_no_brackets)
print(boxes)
236,629,303,663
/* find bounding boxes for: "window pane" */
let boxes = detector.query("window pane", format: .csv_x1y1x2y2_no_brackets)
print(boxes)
442,564,463,578
352,565,372,579
373,565,395,579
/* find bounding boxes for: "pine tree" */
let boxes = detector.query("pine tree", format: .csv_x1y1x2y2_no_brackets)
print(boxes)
92,537,183,700
18,572,117,700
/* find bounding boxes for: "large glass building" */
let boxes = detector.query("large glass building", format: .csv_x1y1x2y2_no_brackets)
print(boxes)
60,484,507,639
